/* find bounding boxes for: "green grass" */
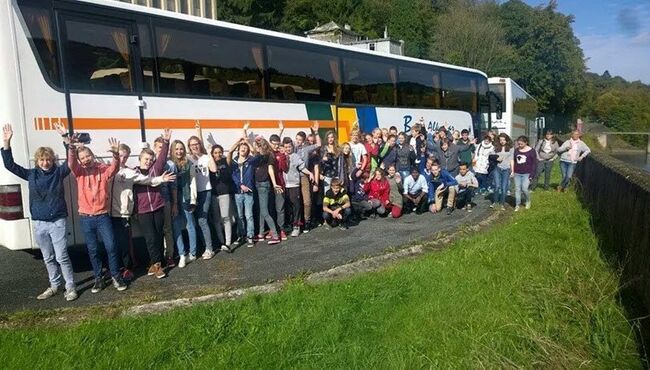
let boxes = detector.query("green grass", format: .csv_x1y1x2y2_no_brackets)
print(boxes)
0,188,642,368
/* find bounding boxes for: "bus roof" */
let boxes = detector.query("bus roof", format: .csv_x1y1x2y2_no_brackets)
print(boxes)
74,0,488,78
488,77,537,102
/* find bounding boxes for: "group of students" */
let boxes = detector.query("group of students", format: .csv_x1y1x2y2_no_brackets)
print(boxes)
1,119,591,302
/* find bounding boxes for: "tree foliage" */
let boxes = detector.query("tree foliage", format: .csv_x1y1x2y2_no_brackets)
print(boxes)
429,0,517,77
215,0,648,132
581,72,650,144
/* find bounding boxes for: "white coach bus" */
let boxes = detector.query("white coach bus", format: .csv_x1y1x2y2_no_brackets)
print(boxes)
0,0,492,250
488,77,539,142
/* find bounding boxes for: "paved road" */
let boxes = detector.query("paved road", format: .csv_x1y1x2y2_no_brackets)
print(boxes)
0,198,494,313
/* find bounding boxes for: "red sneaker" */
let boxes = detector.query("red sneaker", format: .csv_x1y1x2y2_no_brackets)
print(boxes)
280,230,288,241
121,268,134,282
265,231,273,240
253,234,265,242
166,257,176,268
268,237,281,245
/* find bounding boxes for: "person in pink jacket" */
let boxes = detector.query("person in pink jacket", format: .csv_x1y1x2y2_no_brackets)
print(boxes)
67,134,127,293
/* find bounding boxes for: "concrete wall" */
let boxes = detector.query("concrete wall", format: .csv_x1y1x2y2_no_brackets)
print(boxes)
575,152,650,350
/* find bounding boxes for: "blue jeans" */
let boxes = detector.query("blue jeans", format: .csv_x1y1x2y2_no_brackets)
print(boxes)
513,173,531,206
399,170,410,182
256,181,278,238
195,190,213,252
79,213,121,279
493,167,510,205
173,207,197,257
476,173,488,192
559,161,576,189
235,192,255,239
33,218,75,290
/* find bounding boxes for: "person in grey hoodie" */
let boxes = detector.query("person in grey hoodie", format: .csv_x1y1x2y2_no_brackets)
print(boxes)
431,138,476,176
531,129,559,190
282,137,314,237
556,130,591,192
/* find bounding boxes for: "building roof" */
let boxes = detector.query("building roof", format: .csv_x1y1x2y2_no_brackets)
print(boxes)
305,21,360,36
345,38,404,46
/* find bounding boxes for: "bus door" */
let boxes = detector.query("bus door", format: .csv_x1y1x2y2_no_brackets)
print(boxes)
57,10,146,245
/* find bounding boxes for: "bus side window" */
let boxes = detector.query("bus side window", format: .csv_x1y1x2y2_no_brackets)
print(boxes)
63,19,135,93
154,25,264,99
16,3,61,87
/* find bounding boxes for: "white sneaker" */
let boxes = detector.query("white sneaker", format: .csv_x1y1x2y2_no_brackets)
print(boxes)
525,202,531,210
202,250,215,260
220,245,232,253
500,205,506,211
178,255,187,268
37,287,58,300
188,254,197,263
291,227,300,237
64,288,78,302
514,206,520,212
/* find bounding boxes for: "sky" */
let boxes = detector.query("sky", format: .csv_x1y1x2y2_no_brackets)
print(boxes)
523,0,650,83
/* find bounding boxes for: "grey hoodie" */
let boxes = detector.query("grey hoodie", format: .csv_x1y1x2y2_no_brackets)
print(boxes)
534,139,559,161
557,139,590,164
284,152,305,188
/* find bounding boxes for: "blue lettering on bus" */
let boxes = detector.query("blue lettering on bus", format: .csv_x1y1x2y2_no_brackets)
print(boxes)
403,114,456,133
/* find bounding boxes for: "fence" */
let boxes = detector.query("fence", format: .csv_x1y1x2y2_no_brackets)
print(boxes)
575,152,650,354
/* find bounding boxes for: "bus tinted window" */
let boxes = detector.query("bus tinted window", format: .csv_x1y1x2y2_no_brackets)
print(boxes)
155,25,265,98
266,45,339,102
343,57,396,106
63,19,135,93
17,2,61,87
441,70,477,112
489,83,506,113
398,65,441,108
138,24,156,94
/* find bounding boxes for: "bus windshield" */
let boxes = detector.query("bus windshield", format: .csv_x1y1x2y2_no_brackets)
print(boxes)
489,83,506,113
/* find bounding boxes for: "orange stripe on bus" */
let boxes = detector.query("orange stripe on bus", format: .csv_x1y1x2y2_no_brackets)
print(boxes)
68,118,336,130
512,123,526,129
33,118,37,130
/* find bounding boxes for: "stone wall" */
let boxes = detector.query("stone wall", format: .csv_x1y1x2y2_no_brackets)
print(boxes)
575,151,650,353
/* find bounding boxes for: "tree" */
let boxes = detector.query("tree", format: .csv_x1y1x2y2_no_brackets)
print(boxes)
498,0,586,121
218,0,286,29
429,1,517,76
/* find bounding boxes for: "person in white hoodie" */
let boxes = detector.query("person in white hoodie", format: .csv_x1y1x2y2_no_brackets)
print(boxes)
472,134,494,193
556,130,591,192
110,143,175,280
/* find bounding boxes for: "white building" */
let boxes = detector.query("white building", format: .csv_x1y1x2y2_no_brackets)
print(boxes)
305,21,404,56
115,0,218,20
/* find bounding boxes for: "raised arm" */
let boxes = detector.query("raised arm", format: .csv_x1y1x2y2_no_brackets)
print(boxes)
67,136,83,177
152,129,171,175
227,139,240,166
1,124,30,180
278,120,285,138
103,137,120,179
311,121,322,148
195,120,203,143
208,153,217,173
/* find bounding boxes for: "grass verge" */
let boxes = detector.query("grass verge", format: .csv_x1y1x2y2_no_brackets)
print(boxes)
0,188,641,368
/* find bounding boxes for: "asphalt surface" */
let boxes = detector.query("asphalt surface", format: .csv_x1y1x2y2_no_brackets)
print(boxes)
0,198,494,313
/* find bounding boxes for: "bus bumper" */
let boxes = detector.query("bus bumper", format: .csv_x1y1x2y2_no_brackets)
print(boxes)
0,219,34,250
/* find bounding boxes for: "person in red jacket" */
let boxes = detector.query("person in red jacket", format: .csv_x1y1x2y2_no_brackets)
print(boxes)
364,132,380,173
362,168,390,217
